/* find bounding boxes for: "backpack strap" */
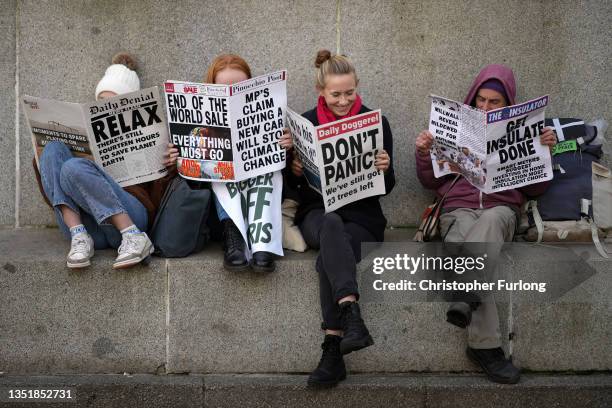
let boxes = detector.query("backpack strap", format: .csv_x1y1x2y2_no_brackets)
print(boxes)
413,175,461,242
553,163,566,174
581,198,609,259
526,200,544,242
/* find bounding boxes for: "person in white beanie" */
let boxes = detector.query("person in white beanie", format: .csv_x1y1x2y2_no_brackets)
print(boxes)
34,52,178,270
95,53,140,100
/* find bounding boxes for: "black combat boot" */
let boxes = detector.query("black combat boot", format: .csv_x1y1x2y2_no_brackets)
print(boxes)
466,347,521,384
339,301,374,355
307,335,346,387
251,251,276,273
222,219,248,271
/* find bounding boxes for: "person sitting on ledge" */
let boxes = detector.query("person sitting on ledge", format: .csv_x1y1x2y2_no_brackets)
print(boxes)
33,52,177,269
415,63,556,384
286,49,395,387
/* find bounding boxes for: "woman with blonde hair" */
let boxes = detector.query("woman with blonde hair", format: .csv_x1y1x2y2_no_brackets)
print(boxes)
286,50,395,387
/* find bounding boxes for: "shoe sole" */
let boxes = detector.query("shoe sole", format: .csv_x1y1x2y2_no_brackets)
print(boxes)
340,335,374,355
67,249,94,269
250,263,276,273
113,245,154,269
466,347,520,384
307,372,347,388
67,259,91,269
223,261,251,272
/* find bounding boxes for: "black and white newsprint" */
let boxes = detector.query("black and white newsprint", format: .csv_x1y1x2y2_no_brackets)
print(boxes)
428,95,552,193
287,108,386,212
23,87,168,187
164,71,287,182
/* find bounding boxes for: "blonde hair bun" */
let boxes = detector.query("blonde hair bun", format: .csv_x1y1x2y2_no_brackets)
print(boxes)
314,50,357,88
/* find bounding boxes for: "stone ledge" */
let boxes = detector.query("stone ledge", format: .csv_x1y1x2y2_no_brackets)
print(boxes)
0,229,610,374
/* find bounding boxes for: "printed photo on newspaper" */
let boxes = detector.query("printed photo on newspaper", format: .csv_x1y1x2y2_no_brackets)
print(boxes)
22,87,169,187
164,70,287,183
428,94,552,193
287,108,386,212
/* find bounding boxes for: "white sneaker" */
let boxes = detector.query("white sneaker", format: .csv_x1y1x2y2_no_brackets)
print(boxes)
67,232,94,268
113,232,154,269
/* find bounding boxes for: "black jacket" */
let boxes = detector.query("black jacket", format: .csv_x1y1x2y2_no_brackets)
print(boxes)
284,104,395,241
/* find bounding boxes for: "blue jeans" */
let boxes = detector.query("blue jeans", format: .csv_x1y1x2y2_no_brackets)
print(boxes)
39,141,148,249
214,193,230,221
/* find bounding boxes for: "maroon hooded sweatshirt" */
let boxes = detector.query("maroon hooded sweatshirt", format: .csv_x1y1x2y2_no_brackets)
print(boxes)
415,64,549,212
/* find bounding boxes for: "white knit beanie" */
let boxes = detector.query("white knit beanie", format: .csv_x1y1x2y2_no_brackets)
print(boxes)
95,53,140,100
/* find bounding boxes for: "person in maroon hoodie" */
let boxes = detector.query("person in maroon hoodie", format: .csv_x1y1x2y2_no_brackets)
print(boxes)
415,64,556,384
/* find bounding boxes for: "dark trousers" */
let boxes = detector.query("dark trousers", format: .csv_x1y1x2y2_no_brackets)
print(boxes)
300,209,375,330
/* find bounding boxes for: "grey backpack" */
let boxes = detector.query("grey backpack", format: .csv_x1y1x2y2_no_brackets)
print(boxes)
150,177,211,257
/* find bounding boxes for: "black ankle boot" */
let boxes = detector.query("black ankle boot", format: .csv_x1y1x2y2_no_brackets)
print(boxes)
339,301,374,355
251,251,276,273
446,301,481,328
466,347,520,384
307,335,346,387
222,219,248,271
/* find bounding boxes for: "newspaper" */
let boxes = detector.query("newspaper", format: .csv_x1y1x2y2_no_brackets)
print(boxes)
428,95,552,193
164,70,287,182
212,172,284,258
23,87,168,187
287,108,386,212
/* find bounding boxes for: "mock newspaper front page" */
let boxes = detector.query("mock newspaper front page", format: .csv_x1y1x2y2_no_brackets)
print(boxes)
484,96,552,191
23,87,168,187
428,95,552,193
164,70,287,183
228,71,287,180
287,109,386,212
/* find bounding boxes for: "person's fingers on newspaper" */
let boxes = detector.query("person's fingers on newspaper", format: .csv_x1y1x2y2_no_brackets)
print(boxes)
539,127,556,151
164,143,179,167
279,128,293,150
416,130,434,156
375,149,390,172
291,156,304,177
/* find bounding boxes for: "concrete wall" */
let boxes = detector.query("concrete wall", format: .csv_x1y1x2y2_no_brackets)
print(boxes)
2,0,611,227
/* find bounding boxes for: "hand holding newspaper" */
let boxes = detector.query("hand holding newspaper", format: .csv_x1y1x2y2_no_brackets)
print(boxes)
164,71,287,182
428,95,552,193
23,87,169,187
286,108,386,212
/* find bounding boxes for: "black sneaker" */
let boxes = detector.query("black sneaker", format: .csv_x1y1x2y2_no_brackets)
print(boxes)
339,301,374,355
307,335,346,388
222,219,249,271
251,251,276,273
466,347,520,384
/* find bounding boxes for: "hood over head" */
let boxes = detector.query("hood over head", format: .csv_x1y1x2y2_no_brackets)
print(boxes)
463,64,516,107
